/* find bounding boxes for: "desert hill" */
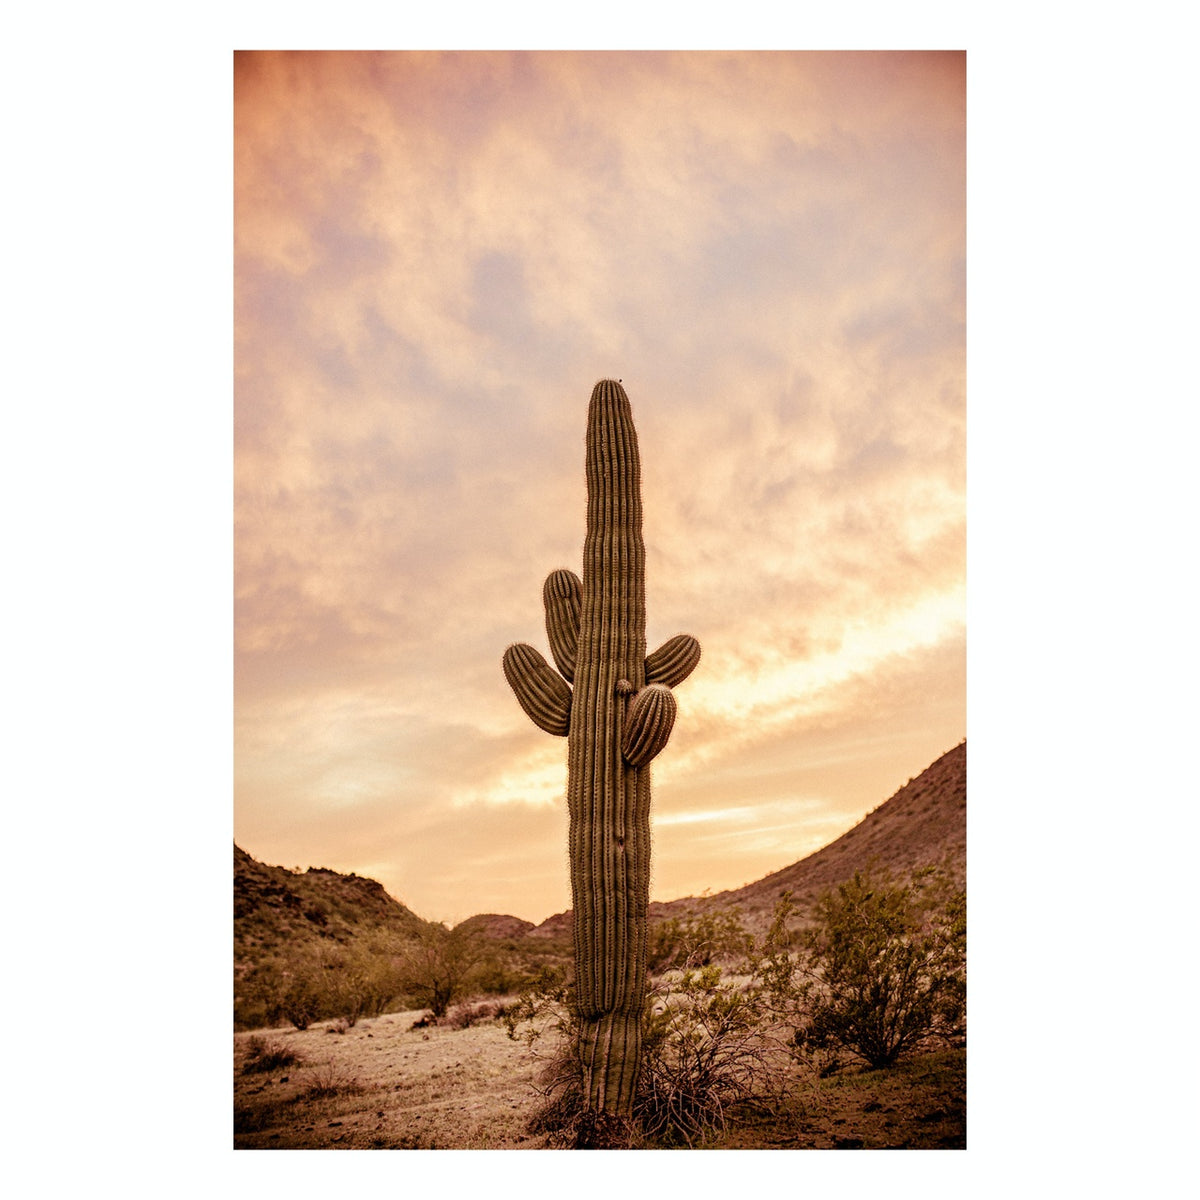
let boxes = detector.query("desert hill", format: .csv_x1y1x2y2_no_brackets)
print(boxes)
521,740,965,938
234,844,428,965
234,741,965,1018
646,739,966,930
235,846,442,1028
455,912,537,943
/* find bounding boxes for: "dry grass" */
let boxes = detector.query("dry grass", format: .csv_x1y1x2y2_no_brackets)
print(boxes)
240,1035,301,1075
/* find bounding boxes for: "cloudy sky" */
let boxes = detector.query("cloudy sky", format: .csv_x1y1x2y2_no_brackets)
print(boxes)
234,50,965,925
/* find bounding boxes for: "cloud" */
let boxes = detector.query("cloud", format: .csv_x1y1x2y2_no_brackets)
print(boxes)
234,51,965,924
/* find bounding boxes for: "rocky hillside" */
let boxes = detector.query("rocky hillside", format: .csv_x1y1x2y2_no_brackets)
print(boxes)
233,846,568,1029
657,740,966,929
529,740,966,936
455,912,537,943
235,741,965,969
234,844,428,970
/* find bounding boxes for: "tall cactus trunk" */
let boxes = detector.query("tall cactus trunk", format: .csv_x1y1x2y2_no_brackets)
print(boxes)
570,380,650,1112
503,379,700,1124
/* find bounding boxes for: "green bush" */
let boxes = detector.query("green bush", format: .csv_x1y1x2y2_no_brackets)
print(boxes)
471,953,530,997
236,935,413,1031
793,866,966,1069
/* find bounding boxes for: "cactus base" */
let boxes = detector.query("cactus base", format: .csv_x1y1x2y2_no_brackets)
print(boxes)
567,1107,638,1150
578,1010,643,1114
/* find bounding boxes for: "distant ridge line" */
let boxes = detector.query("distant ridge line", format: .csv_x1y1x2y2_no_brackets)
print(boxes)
529,740,966,936
235,741,965,945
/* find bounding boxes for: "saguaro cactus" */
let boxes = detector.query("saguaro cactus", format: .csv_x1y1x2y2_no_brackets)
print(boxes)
503,379,700,1117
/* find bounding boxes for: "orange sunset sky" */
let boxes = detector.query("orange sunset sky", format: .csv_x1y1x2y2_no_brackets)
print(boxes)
234,50,965,925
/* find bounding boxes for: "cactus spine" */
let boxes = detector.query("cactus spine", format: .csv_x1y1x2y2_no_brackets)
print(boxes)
503,379,700,1116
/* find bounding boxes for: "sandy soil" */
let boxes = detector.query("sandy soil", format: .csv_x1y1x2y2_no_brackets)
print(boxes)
234,1008,964,1150
234,1009,551,1149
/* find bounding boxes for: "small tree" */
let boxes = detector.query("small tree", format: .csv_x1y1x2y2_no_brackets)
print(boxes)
321,935,410,1025
278,960,325,1031
398,923,484,1019
794,866,966,1068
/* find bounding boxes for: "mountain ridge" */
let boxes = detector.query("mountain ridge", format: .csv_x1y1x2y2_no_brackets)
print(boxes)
661,739,965,927
236,740,965,944
528,740,966,936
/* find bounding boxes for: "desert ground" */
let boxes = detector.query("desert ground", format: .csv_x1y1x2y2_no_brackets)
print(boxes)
233,1007,965,1150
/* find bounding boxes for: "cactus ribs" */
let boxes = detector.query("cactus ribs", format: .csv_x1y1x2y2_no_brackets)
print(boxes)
503,379,700,1116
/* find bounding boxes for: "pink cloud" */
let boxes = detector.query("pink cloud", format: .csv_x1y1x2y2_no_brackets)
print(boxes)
235,51,965,923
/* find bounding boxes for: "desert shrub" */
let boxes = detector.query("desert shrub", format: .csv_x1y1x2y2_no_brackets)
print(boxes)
471,954,528,996
237,936,414,1031
240,1036,300,1074
637,961,794,1146
793,866,966,1069
300,1062,361,1099
237,956,328,1031
236,960,287,1030
443,1003,471,1030
444,998,508,1029
235,952,341,1031
321,935,411,1024
637,901,801,1145
648,907,752,973
398,922,485,1018
279,967,324,1031
502,964,572,1041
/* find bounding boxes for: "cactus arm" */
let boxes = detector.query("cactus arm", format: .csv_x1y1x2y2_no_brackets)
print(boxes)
621,683,678,767
543,569,582,682
502,643,572,736
645,633,701,688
